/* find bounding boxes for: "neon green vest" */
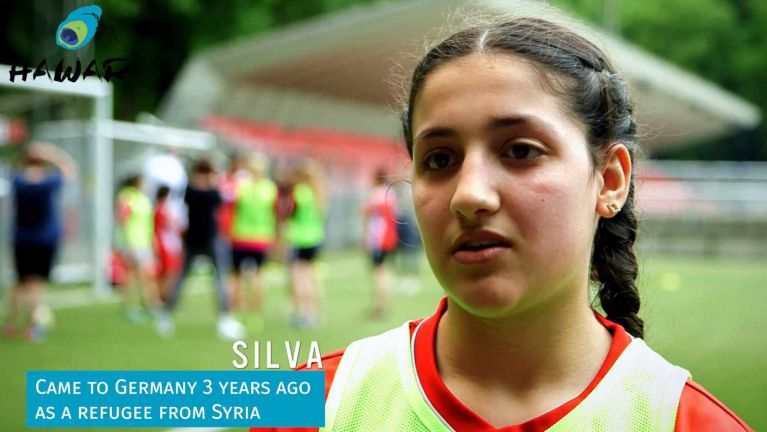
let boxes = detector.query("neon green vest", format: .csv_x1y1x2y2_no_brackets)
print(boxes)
322,321,690,432
287,183,324,248
118,186,153,249
231,178,277,243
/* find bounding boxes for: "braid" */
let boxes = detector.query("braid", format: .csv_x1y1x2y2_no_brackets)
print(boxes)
591,188,643,338
588,68,644,338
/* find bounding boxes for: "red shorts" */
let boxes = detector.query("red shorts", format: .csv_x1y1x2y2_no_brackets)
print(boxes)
155,243,181,277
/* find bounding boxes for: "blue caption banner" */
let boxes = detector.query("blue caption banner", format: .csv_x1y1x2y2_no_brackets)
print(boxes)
27,370,324,428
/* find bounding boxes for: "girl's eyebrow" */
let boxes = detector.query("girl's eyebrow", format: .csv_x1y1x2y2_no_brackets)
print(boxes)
414,126,455,144
488,115,528,129
415,115,556,144
487,115,555,133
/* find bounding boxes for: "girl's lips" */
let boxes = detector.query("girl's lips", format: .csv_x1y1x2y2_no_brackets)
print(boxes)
450,229,512,257
452,245,510,264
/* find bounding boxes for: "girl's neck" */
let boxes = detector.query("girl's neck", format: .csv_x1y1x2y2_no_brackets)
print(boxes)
435,290,611,422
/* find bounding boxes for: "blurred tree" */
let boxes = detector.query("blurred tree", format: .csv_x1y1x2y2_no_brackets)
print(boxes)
0,0,391,121
2,0,765,159
555,0,767,160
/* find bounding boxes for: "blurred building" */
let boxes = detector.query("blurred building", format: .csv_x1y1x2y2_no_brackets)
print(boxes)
160,0,763,254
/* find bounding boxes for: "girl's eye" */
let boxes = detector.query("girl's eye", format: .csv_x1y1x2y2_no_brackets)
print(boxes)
423,151,457,171
506,143,543,160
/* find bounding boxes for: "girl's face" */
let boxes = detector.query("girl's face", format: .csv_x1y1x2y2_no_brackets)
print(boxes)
411,53,601,318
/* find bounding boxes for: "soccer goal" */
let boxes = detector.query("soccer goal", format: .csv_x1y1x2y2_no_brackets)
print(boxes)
0,64,214,299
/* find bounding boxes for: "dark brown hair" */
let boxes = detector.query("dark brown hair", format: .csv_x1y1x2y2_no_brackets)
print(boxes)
21,148,45,168
401,17,643,337
193,158,215,175
156,184,171,201
122,174,142,189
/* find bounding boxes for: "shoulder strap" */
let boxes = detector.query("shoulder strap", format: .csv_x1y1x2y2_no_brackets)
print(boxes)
324,323,409,430
550,337,690,432
324,320,452,431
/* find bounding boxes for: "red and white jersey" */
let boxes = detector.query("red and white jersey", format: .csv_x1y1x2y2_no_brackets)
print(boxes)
253,298,753,432
363,185,398,252
154,201,182,256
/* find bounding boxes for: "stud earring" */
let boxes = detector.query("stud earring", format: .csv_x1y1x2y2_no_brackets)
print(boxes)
607,202,621,215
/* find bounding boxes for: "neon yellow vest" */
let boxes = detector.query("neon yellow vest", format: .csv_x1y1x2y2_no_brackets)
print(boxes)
322,321,690,431
118,186,153,249
231,178,277,243
287,183,324,248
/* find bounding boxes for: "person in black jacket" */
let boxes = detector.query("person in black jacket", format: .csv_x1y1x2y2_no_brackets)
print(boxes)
156,158,245,340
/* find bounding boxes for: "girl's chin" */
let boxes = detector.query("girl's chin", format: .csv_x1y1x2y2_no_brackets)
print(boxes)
447,285,524,319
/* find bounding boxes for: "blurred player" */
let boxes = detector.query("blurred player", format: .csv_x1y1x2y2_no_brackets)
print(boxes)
218,152,248,245
286,160,325,328
156,158,245,340
392,179,422,296
116,174,158,322
273,162,297,265
229,154,277,318
361,168,399,319
153,185,182,303
3,143,75,341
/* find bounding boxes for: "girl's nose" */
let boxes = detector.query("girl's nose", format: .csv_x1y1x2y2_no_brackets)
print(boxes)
449,150,501,225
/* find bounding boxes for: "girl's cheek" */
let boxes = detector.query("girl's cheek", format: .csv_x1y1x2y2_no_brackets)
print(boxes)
413,185,447,230
412,184,432,215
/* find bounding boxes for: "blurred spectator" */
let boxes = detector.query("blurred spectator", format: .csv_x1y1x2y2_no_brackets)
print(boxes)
3,142,76,341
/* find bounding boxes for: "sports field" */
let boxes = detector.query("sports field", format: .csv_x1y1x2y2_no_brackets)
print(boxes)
2,252,765,431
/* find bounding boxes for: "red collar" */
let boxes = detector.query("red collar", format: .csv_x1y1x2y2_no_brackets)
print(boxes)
412,297,632,432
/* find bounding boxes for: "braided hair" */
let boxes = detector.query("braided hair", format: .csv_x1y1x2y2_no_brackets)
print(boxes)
401,17,644,338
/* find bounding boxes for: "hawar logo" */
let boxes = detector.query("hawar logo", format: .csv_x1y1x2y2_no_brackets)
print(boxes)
8,4,128,84
56,5,102,51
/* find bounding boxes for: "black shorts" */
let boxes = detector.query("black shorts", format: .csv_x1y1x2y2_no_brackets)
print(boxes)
292,245,320,262
14,243,57,280
232,248,267,271
371,249,389,266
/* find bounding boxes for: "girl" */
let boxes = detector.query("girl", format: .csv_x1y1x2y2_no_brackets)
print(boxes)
255,16,751,432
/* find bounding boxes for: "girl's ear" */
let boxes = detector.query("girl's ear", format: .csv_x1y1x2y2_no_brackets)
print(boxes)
596,143,631,218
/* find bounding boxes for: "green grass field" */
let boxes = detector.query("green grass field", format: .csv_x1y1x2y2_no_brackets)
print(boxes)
2,252,765,431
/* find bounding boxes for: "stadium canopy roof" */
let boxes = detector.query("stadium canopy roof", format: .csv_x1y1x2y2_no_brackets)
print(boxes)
160,0,761,152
